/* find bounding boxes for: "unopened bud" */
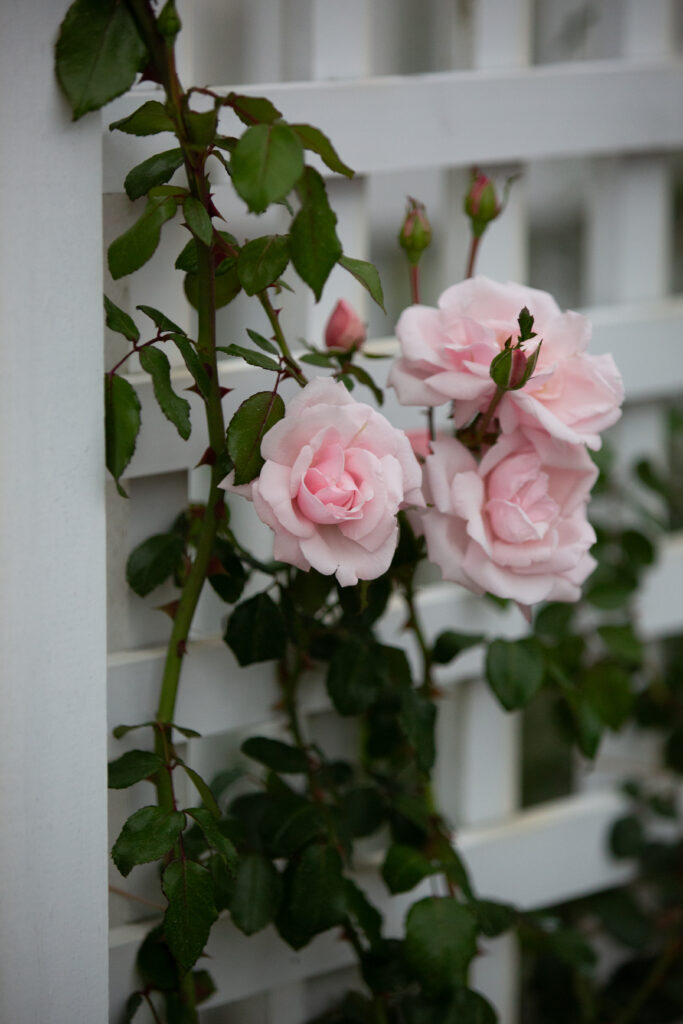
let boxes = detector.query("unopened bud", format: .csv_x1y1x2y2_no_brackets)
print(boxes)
158,0,182,39
324,299,366,351
398,197,432,266
464,171,501,238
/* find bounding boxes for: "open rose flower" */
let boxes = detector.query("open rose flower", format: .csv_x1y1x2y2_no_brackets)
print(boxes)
229,377,423,587
421,427,598,604
388,276,623,449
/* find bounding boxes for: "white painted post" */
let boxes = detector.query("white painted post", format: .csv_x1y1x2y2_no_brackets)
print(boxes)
0,3,109,1022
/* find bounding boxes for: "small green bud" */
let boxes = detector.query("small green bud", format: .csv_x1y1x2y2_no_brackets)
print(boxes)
464,171,501,239
158,0,182,40
398,197,432,266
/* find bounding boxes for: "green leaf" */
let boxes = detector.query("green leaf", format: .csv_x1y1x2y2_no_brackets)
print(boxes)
398,687,436,773
55,0,147,120
183,196,214,246
139,346,191,440
345,364,384,406
110,100,175,136
246,328,278,354
108,194,177,279
226,390,285,485
339,786,385,838
170,335,211,399
592,889,652,950
223,344,281,373
237,235,290,295
112,721,156,739
621,528,655,567
136,924,178,990
260,800,327,858
472,899,515,938
485,637,545,710
123,992,143,1022
635,458,669,498
175,231,237,273
609,814,646,858
186,808,238,871
177,763,221,819
105,373,141,495
185,263,241,310
185,109,218,150
231,123,304,213
290,167,342,301
597,624,643,665
300,352,335,367
126,532,185,597
344,879,383,948
432,631,484,665
405,898,478,994
276,843,347,949
229,852,282,935
112,806,185,877
382,844,437,895
582,663,633,730
125,149,185,201
104,295,139,342
327,637,383,715
338,255,385,311
162,860,218,971
665,725,683,773
136,304,184,334
291,123,354,178
534,602,575,639
209,854,235,912
108,750,164,789
224,593,287,666
241,736,310,774
560,690,604,758
227,92,282,125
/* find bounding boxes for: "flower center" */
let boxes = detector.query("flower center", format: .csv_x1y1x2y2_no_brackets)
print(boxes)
484,451,559,544
297,442,364,524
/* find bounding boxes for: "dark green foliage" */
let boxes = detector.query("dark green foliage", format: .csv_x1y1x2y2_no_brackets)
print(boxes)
162,860,218,970
108,192,178,279
338,255,385,310
110,100,175,136
290,167,342,300
231,123,304,213
290,123,354,178
182,196,214,245
241,736,310,774
112,806,185,877
125,149,185,201
226,391,286,485
56,0,147,119
105,373,141,496
382,844,437,895
126,532,185,597
229,852,282,935
432,630,484,664
237,234,290,294
108,750,164,789
404,898,478,993
104,295,139,342
139,345,192,439
276,843,347,949
486,637,545,710
224,593,287,665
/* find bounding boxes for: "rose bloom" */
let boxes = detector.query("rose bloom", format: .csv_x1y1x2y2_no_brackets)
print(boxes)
233,377,423,587
388,276,623,449
421,427,598,605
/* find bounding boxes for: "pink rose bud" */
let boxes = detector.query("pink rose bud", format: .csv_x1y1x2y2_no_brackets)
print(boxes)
398,197,432,266
324,299,366,351
464,171,501,238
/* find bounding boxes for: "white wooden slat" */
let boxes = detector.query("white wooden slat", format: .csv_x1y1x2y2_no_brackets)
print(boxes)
0,3,109,1022
103,62,683,192
109,789,631,1016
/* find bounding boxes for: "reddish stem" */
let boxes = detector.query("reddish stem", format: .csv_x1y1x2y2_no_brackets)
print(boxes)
465,234,481,279
409,263,421,304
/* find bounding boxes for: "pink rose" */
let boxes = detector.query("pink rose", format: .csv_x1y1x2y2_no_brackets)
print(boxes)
388,276,623,449
421,427,598,604
240,377,424,587
324,299,366,351
405,428,432,460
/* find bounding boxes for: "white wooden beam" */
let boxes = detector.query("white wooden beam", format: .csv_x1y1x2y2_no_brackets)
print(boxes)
0,2,109,1021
